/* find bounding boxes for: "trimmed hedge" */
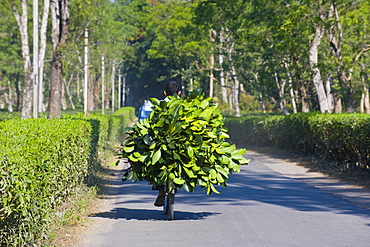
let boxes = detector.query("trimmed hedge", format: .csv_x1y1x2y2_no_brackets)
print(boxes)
0,119,93,246
0,107,135,246
225,113,370,169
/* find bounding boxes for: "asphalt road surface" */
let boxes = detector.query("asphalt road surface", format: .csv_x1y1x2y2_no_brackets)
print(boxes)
76,152,370,247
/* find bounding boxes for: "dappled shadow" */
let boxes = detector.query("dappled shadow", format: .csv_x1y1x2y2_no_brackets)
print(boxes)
94,157,370,221
90,208,219,221
178,161,370,218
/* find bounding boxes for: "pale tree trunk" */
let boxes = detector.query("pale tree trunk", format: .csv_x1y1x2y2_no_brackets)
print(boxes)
209,53,214,98
6,80,13,112
219,29,228,104
122,74,126,107
334,97,342,113
208,30,215,98
309,24,329,113
362,64,370,113
325,75,334,113
274,72,289,115
61,78,67,110
38,0,50,113
118,69,122,108
74,73,81,105
290,88,297,114
228,84,233,115
284,61,297,113
65,73,75,109
111,62,116,113
362,86,370,114
49,0,71,118
89,73,96,111
298,79,309,112
252,72,266,113
12,1,33,119
219,53,227,103
360,93,365,113
226,42,240,117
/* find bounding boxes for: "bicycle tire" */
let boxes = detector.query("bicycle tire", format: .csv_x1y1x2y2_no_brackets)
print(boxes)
167,192,175,220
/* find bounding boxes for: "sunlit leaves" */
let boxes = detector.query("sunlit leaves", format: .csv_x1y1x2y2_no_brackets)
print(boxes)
118,90,249,195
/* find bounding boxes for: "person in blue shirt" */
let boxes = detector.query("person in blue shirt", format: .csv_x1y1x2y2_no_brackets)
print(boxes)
154,81,182,207
138,100,153,120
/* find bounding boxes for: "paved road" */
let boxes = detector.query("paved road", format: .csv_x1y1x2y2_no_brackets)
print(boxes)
76,152,370,247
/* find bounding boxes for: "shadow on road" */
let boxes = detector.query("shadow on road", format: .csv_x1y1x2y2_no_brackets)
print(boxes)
90,207,219,221
92,159,370,222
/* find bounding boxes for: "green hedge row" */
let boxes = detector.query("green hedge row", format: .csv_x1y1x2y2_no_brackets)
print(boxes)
0,107,135,246
225,113,370,169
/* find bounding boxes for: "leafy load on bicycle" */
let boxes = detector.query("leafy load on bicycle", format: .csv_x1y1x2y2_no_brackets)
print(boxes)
117,90,249,195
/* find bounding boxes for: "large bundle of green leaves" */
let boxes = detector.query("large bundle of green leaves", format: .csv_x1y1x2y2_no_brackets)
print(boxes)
118,90,249,195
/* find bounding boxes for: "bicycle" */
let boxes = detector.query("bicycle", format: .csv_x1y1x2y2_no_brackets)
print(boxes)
122,167,177,220
163,183,177,221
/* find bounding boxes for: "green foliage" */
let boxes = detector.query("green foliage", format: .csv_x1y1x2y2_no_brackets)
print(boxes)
118,90,249,195
225,113,370,169
0,119,93,246
0,108,134,245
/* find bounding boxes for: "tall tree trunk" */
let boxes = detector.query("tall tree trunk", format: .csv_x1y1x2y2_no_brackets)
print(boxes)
64,74,75,109
38,0,50,113
89,73,97,111
284,61,297,113
122,73,126,107
274,72,289,115
208,30,215,98
12,1,33,119
77,73,81,104
226,42,240,117
298,79,309,112
111,62,116,113
209,53,214,98
49,0,71,118
6,80,13,112
252,72,266,113
61,78,67,110
309,24,329,113
219,29,228,104
334,97,342,113
325,75,334,113
13,73,21,112
228,83,233,115
362,64,370,113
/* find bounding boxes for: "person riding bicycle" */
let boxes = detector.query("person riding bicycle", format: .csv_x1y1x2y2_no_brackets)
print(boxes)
154,81,182,206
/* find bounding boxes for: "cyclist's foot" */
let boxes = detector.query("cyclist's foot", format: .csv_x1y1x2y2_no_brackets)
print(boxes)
154,195,165,206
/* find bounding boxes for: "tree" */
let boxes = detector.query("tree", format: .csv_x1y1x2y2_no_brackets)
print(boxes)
11,0,33,119
48,0,71,118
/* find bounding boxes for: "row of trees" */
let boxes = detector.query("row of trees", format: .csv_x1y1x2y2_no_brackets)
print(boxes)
1,0,369,118
0,0,134,118
142,0,370,115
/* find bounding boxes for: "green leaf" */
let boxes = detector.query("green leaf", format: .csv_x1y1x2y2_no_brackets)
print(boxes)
187,146,194,157
123,146,134,153
210,184,220,194
152,149,161,164
109,160,120,167
173,177,185,185
209,169,217,179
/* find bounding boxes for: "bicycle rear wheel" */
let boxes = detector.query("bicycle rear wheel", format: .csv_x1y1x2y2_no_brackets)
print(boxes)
166,192,175,220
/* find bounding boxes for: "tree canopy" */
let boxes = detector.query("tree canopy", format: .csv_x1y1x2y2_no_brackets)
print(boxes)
1,0,370,116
